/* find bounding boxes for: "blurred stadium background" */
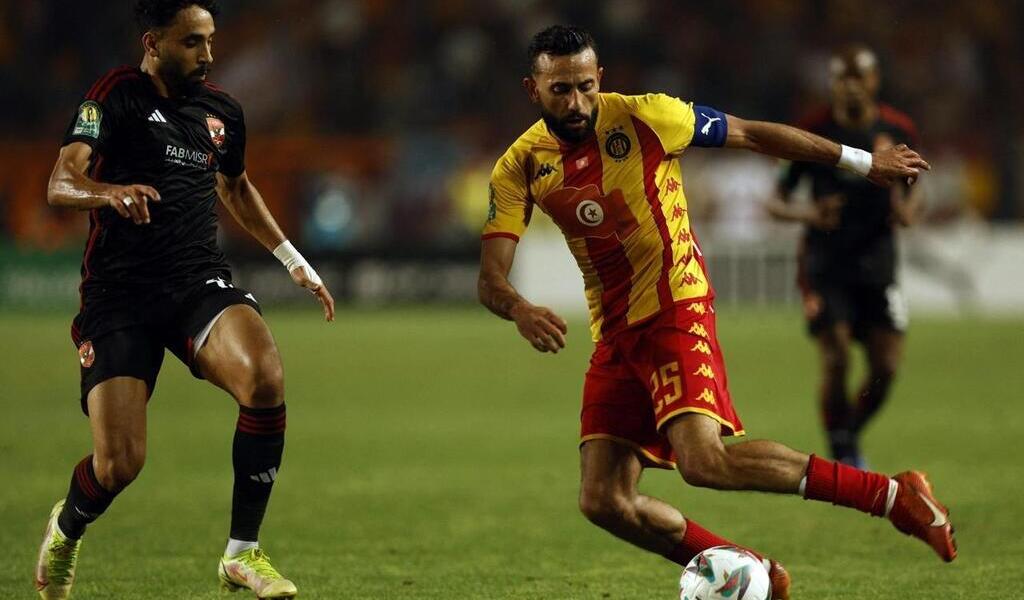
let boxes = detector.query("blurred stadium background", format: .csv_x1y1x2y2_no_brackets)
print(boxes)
2,1,1024,598
1,0,1022,313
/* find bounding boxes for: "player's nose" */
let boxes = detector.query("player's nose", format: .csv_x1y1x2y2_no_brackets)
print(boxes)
567,89,584,111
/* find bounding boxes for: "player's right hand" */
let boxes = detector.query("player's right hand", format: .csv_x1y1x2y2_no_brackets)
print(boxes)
868,144,930,187
510,302,568,353
105,184,161,224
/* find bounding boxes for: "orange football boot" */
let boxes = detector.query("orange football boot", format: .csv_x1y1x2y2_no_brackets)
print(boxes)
888,471,957,562
767,559,790,600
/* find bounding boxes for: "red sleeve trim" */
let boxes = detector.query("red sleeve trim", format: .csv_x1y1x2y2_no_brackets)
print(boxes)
879,104,920,147
85,66,136,102
481,232,520,242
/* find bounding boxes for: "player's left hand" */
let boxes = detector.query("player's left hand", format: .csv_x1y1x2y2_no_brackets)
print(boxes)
868,144,930,187
289,267,335,322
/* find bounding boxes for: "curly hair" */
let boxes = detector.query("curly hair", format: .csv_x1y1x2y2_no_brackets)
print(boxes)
134,0,220,31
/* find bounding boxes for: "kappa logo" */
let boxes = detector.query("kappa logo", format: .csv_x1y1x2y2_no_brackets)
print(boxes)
681,273,702,286
534,163,557,181
78,341,95,368
696,388,717,405
690,340,712,355
693,363,715,379
148,109,168,123
688,303,707,315
688,323,709,338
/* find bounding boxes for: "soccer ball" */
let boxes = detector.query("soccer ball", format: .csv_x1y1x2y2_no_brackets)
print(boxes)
679,546,770,600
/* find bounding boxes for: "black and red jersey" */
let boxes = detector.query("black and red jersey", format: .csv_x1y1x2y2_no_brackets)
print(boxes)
779,104,919,287
62,66,246,293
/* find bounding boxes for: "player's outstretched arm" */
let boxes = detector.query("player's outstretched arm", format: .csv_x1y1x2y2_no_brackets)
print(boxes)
216,171,335,322
47,142,161,224
723,115,930,187
479,237,567,353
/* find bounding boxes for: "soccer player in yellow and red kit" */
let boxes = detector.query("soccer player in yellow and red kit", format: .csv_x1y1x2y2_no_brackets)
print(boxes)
478,26,955,598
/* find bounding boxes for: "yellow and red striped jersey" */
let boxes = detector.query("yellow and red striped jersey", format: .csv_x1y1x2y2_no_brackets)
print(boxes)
484,92,715,341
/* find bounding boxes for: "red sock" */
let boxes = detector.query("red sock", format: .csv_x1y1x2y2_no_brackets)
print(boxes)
665,518,762,566
803,454,892,517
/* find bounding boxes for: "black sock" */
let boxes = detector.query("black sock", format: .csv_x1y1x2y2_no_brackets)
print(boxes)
57,455,117,539
827,428,859,463
230,404,286,542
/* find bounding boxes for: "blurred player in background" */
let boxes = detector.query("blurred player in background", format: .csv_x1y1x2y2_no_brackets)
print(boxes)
478,26,955,598
767,45,921,467
35,2,333,598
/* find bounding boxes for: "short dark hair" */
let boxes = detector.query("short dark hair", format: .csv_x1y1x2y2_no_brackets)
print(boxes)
527,25,598,73
134,0,220,32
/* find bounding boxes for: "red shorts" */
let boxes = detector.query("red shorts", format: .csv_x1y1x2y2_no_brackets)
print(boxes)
579,300,745,469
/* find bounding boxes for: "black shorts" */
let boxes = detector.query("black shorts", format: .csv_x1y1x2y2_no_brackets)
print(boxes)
804,281,908,340
70,275,261,414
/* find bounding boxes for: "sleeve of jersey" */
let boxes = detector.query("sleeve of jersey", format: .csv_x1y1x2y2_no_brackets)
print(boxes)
61,85,122,151
481,154,530,242
630,94,697,155
219,103,247,178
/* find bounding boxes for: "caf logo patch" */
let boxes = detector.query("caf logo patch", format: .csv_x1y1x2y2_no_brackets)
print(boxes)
72,101,102,139
605,132,631,160
206,115,226,148
78,341,95,368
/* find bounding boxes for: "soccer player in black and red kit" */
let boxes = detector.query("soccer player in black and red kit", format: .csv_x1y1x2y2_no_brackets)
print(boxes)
34,2,332,598
768,45,922,467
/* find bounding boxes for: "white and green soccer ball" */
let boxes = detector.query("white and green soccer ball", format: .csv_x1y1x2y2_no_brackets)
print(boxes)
679,546,770,600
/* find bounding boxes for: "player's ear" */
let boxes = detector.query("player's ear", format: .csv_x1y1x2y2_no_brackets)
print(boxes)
142,31,160,58
523,76,540,104
597,66,604,87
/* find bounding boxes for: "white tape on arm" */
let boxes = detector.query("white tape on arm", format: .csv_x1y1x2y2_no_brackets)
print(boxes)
272,240,323,287
837,144,873,177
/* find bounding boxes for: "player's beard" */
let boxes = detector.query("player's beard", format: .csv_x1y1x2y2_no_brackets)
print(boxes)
541,106,598,144
159,60,209,98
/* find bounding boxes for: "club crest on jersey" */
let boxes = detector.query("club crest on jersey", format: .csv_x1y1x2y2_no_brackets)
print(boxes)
78,341,95,368
605,131,631,160
206,115,226,148
576,200,604,227
72,101,102,139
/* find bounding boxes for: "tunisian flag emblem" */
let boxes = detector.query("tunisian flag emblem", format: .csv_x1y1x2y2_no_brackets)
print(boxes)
206,116,226,148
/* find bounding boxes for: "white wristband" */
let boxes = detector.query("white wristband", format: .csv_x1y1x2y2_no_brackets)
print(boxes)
272,240,322,287
837,144,873,177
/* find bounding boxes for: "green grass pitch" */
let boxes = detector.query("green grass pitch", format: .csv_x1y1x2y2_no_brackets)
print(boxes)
1,307,1022,598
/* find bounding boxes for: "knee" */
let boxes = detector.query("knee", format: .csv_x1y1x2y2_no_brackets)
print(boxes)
677,447,730,490
821,347,849,376
94,444,145,492
870,360,898,384
238,354,285,408
578,486,632,529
